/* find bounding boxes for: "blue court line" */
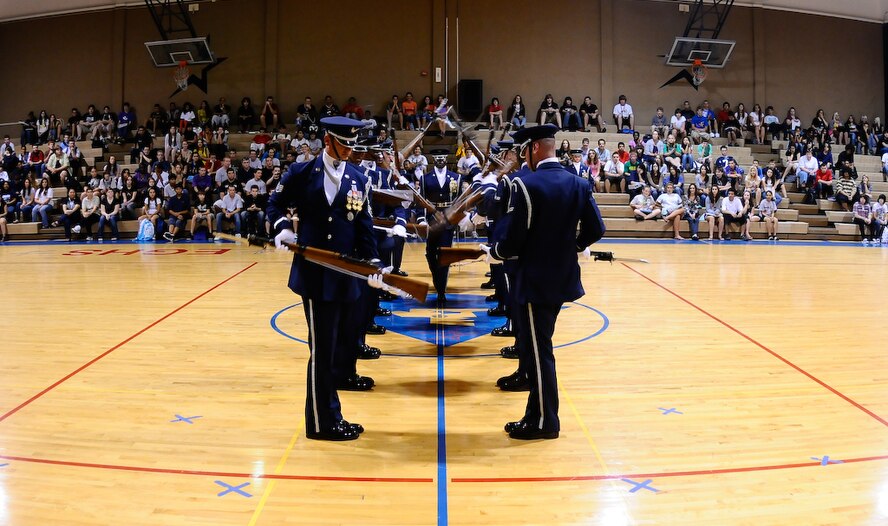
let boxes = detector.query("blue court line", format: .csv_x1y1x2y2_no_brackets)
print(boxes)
215,480,252,497
621,478,659,493
269,303,308,344
811,456,844,466
658,407,683,415
170,414,202,424
436,312,449,525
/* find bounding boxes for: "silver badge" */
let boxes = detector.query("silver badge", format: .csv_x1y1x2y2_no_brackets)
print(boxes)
347,211,354,221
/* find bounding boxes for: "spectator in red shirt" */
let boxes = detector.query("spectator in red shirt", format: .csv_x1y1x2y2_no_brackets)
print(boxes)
342,97,364,120
487,97,503,130
616,142,630,164
401,92,419,130
815,162,833,199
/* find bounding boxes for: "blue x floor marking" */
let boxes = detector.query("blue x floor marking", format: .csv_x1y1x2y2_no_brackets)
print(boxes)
659,407,682,415
170,415,202,424
0,463,8,468
215,480,252,497
811,456,844,466
621,478,659,493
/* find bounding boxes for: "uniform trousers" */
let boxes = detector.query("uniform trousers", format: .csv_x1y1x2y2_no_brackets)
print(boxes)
515,301,562,432
425,226,455,296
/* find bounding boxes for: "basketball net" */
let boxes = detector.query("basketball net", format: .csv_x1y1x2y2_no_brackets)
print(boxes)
691,59,707,86
173,60,191,91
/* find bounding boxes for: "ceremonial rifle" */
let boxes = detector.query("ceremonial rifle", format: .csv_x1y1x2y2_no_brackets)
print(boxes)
218,233,429,302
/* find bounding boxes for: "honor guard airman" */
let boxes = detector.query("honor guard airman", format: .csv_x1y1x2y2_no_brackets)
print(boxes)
420,153,461,306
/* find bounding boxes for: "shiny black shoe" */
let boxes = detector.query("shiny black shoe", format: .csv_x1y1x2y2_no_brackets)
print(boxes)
491,325,514,337
391,269,408,277
357,343,381,360
504,419,525,433
341,420,364,434
366,323,386,335
337,374,375,391
496,371,530,392
485,294,497,302
375,307,393,317
508,420,559,440
379,291,398,301
480,280,495,289
500,345,519,359
487,306,507,317
306,421,360,441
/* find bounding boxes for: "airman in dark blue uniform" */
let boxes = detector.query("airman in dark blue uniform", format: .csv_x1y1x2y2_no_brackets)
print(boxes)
420,154,461,306
484,124,605,440
267,116,378,441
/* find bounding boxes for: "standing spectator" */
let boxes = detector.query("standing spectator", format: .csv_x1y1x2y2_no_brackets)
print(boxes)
538,94,561,127
757,190,780,241
487,97,504,130
704,184,724,240
190,191,214,238
853,194,875,244
401,93,418,130
629,185,659,221
57,187,81,240
580,97,604,132
508,95,527,128
612,95,634,131
656,182,685,240
79,187,100,240
386,95,403,130
683,183,704,241
31,178,53,227
163,184,190,241
650,107,668,138
215,185,243,235
237,97,256,132
97,188,120,241
560,97,581,131
260,96,281,130
212,97,231,129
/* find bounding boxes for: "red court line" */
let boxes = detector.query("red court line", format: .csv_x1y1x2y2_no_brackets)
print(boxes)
452,454,888,483
0,262,258,424
0,454,432,483
620,263,888,429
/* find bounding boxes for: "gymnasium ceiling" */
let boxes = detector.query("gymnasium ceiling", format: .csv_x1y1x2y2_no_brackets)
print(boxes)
0,0,886,24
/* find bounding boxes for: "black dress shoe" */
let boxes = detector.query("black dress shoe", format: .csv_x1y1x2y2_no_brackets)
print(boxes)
338,374,375,391
487,306,507,317
485,294,497,302
392,269,408,277
357,343,381,360
375,307,392,317
341,420,364,434
500,345,519,359
306,421,360,441
508,420,559,440
504,420,524,433
379,291,398,301
497,370,530,391
366,323,386,335
491,325,514,337
480,280,495,289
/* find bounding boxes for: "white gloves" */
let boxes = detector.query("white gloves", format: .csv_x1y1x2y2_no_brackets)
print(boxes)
274,228,296,250
580,247,591,260
391,224,407,238
458,215,473,233
397,175,410,186
479,243,502,265
367,266,394,290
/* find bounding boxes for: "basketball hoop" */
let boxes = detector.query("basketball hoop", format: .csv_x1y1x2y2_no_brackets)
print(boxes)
691,59,708,86
173,60,191,91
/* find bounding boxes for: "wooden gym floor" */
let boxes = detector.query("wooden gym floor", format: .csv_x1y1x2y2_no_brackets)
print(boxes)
1,238,887,525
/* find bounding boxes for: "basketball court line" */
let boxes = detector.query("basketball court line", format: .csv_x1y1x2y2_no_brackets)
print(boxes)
620,262,888,429
0,262,259,424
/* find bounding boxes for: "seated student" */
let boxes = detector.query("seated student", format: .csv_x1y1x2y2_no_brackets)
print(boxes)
538,94,561,127
695,136,713,171
657,182,686,240
651,107,668,138
602,152,625,193
97,188,120,241
722,111,743,146
487,97,504,130
57,187,81,241
690,107,711,144
623,151,644,196
670,108,687,142
872,194,887,244
756,190,780,241
139,186,165,240
163,184,191,241
642,131,664,166
834,168,856,212
190,190,215,238
560,97,581,131
580,97,605,132
215,185,243,235
704,184,724,240
241,185,267,236
457,149,480,178
720,188,746,240
400,93,418,131
507,95,527,128
612,94,634,131
815,162,833,200
723,159,745,194
852,194,875,244
629,185,660,220
683,183,704,241
79,187,101,240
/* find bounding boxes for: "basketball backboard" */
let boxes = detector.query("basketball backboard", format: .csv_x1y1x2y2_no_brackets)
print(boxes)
145,37,214,67
665,37,735,68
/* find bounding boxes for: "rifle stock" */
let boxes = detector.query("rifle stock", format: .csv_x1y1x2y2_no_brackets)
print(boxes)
244,234,429,302
438,247,485,267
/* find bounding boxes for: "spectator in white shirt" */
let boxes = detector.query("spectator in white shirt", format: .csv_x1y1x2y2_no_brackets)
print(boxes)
880,151,888,182
720,188,746,240
796,150,819,189
405,146,428,180
656,182,686,239
215,186,244,236
670,108,687,142
457,149,480,177
244,170,268,194
613,95,634,131
603,152,625,193
295,144,314,164
629,185,660,220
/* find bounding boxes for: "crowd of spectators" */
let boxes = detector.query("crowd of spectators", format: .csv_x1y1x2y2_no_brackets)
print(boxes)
1,94,886,243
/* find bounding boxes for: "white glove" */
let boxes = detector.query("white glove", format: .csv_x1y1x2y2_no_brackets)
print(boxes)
274,228,296,250
580,247,591,260
458,215,473,232
397,175,410,186
380,266,393,275
391,224,407,238
479,243,502,265
367,274,385,289
417,217,428,225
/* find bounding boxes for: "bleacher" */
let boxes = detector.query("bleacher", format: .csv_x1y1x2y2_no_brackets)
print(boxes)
6,127,885,242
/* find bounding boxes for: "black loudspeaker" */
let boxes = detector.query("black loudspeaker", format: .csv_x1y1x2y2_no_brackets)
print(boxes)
458,79,483,119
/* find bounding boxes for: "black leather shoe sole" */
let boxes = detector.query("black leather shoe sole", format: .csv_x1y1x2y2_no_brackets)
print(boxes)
491,327,514,337
487,307,507,317
338,375,375,391
480,281,495,289
375,307,393,317
392,269,408,277
366,324,386,335
485,294,497,302
500,346,519,359
509,428,559,440
306,425,360,441
357,344,381,360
